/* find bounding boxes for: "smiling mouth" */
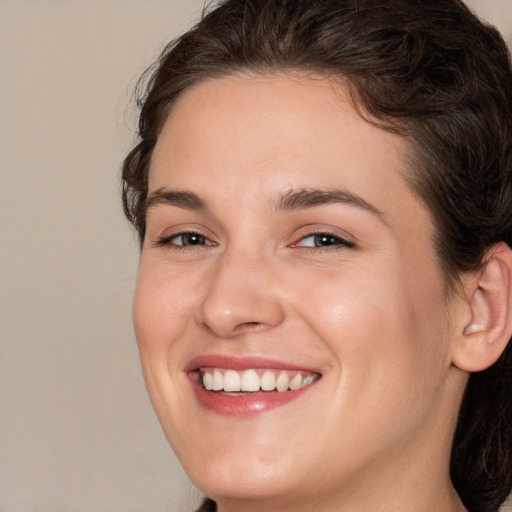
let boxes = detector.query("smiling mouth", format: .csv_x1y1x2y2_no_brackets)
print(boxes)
197,368,321,394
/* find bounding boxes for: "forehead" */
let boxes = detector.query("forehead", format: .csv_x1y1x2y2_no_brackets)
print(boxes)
149,73,430,235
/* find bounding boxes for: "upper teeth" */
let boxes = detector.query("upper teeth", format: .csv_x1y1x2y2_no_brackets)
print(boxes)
201,368,318,393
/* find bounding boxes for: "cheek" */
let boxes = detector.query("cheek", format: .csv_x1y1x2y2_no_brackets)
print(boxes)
291,259,449,399
290,261,412,352
133,261,198,355
132,262,199,437
132,275,168,357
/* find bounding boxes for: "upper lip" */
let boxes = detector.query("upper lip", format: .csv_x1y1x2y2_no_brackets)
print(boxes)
184,354,322,374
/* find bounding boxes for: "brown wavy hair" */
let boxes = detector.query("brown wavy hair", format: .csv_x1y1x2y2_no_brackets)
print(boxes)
121,1,512,510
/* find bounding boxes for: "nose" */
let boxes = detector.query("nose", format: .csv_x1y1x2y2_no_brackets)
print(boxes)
195,249,285,338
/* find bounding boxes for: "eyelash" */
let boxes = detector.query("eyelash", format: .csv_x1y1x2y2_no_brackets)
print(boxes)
155,230,355,251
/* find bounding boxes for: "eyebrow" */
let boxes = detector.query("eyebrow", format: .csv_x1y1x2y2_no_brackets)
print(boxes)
144,186,385,223
145,188,208,212
277,188,386,223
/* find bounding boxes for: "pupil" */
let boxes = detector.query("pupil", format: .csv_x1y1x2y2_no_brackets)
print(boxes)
185,233,203,245
315,234,337,247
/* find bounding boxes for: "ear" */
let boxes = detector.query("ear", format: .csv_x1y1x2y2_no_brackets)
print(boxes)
452,242,512,373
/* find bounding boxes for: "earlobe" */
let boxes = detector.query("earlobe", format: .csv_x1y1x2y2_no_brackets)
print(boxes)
452,242,512,373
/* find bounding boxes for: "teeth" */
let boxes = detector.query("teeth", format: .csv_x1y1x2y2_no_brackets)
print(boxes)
241,369,260,392
289,373,302,390
276,371,290,392
203,372,213,391
200,368,319,393
260,370,276,391
212,369,223,391
223,370,241,392
301,374,316,387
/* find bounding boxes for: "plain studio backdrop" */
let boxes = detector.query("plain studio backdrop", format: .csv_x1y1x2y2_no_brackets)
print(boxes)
1,1,511,511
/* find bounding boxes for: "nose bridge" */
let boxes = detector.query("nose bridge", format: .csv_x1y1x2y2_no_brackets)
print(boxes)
197,244,284,337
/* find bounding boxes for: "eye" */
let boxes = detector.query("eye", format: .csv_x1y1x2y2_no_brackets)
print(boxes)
293,232,355,249
158,232,215,247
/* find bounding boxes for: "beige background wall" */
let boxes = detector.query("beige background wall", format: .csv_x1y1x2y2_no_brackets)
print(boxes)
1,1,511,511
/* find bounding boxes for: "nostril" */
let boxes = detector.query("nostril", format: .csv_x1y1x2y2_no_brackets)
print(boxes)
234,321,266,332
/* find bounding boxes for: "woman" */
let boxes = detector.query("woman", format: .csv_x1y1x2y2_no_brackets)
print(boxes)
121,1,512,511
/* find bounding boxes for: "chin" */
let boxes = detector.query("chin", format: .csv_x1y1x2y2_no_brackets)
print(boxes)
170,426,306,503
184,457,292,502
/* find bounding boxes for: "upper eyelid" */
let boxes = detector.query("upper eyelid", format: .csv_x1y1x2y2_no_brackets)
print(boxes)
151,222,216,241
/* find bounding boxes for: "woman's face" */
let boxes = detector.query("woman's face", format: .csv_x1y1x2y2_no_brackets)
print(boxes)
134,75,465,508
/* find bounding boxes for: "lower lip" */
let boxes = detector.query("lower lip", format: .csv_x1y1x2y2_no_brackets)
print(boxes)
190,378,316,417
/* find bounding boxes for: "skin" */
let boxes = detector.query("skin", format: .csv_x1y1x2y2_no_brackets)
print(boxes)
133,74,470,512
